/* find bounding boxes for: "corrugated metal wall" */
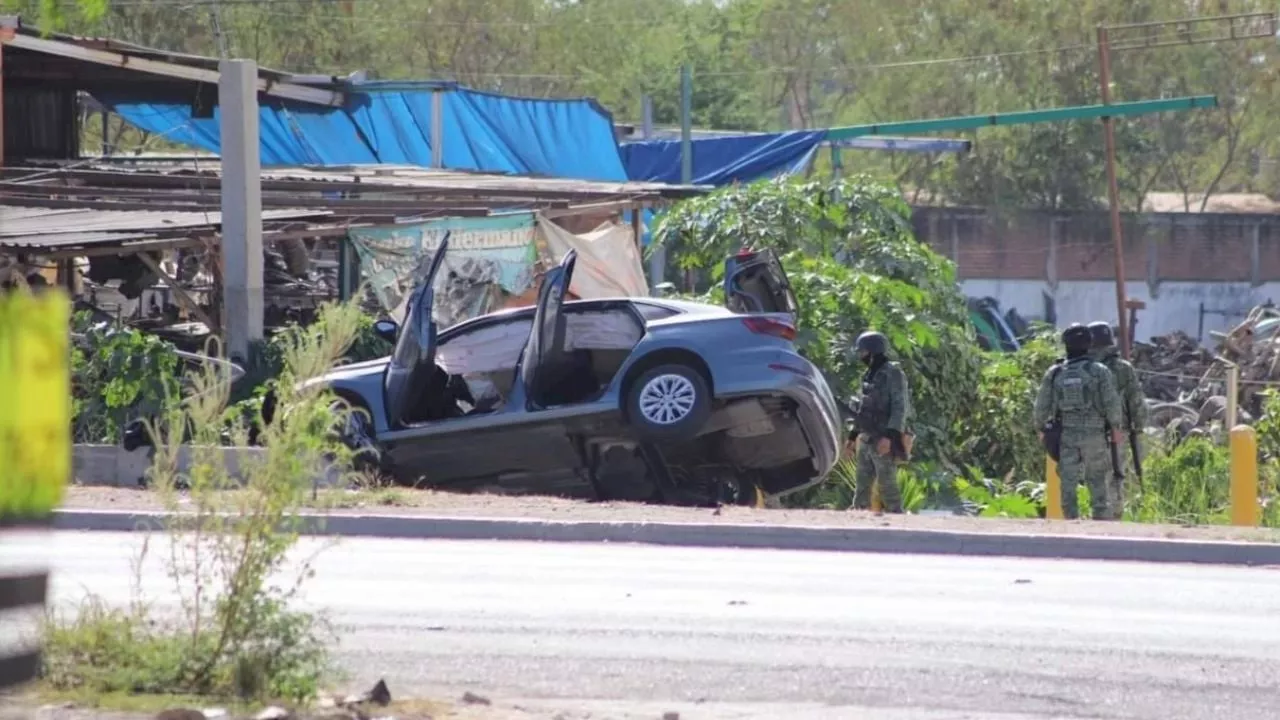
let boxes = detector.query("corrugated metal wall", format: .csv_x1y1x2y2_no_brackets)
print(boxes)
3,85,79,162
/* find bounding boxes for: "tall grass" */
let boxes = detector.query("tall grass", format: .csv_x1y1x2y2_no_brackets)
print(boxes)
43,299,366,703
1126,434,1232,525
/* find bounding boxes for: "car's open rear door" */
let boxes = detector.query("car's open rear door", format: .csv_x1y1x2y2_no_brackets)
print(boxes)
384,236,450,426
722,247,799,321
520,250,577,408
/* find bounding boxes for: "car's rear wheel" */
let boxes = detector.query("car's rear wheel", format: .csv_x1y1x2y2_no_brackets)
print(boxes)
625,364,711,441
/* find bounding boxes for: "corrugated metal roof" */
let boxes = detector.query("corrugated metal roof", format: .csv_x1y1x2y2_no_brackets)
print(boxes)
0,231,157,250
0,206,333,251
55,162,707,198
0,206,330,237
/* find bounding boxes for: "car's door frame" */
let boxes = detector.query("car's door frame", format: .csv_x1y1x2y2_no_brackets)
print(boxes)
382,235,450,428
518,249,577,411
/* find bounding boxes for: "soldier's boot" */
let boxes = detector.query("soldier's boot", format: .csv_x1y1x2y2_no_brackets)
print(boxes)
1060,480,1080,520
877,465,904,514
878,481,904,513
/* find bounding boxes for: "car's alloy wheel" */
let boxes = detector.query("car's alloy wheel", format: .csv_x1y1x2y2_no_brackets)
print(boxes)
330,401,379,472
638,373,698,425
625,363,711,442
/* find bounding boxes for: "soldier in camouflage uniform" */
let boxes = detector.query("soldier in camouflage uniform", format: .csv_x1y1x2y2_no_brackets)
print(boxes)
851,331,912,513
1034,324,1126,520
1088,321,1148,506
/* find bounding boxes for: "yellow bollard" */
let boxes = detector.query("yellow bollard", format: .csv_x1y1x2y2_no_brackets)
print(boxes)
1229,424,1259,526
1045,456,1064,520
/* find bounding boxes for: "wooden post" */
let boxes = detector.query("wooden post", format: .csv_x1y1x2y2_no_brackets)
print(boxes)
1226,362,1239,432
630,206,643,255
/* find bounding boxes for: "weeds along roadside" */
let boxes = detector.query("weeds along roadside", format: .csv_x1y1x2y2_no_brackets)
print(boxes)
43,299,368,704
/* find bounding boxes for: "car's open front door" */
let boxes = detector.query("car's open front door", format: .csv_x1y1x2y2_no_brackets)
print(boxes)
384,236,450,427
520,250,578,409
722,247,799,321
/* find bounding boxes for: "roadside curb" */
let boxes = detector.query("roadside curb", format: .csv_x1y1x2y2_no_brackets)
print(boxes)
50,508,1280,566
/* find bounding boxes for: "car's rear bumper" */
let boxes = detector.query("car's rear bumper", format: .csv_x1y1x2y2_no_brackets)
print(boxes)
716,349,843,492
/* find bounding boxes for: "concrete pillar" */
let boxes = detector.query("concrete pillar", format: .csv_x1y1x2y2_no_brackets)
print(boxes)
430,89,444,168
218,59,264,362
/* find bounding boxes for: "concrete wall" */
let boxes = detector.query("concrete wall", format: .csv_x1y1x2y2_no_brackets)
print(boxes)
960,279,1280,343
913,206,1280,341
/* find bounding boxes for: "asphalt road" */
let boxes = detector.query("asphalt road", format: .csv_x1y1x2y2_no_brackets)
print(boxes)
4,532,1280,719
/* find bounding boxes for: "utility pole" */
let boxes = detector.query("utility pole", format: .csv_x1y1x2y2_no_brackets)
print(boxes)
219,59,264,362
649,66,693,291
680,64,693,185
1096,25,1128,360
209,0,229,58
640,94,653,139
1096,11,1279,359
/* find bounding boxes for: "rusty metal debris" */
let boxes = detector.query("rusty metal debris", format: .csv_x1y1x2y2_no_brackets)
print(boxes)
1133,302,1280,432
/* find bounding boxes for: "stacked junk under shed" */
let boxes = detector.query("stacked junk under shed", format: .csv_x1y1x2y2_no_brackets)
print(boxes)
0,163,695,353
0,17,703,356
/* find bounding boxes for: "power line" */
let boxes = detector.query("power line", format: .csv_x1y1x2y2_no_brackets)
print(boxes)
208,5,1099,79
61,1,1267,83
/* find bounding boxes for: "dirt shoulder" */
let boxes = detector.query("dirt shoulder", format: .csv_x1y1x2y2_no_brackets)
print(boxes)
61,485,1280,545
5,693,786,720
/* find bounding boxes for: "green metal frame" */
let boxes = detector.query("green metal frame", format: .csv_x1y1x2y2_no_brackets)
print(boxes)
825,95,1218,141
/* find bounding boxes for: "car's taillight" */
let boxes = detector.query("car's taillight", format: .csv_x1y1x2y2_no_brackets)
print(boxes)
743,316,797,341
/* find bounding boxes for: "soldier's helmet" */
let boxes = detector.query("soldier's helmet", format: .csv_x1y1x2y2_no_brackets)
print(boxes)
855,331,888,355
1087,321,1115,349
1061,323,1093,354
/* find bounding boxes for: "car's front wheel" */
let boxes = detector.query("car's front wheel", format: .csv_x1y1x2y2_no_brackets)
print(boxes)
625,364,711,441
329,399,380,472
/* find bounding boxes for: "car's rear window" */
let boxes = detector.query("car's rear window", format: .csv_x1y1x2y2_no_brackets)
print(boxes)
634,303,679,322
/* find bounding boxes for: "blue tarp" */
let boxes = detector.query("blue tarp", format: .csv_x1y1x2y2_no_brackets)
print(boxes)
95,82,629,181
618,130,826,186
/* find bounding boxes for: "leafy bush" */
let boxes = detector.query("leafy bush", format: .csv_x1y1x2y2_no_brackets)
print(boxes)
44,300,366,702
654,175,984,468
954,326,1060,485
72,314,180,444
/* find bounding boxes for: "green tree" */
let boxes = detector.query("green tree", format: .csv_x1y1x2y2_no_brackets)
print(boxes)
654,175,984,468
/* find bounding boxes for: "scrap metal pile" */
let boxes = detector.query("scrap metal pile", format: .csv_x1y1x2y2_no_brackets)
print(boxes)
1133,303,1280,434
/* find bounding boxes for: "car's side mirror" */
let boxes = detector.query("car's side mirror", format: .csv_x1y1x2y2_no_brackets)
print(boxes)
373,319,398,344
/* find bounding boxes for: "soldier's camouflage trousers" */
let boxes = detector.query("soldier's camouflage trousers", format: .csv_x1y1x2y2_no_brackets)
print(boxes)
1112,440,1140,515
854,433,903,513
1058,430,1118,520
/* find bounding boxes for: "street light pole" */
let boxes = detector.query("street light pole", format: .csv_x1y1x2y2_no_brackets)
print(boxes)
1096,25,1130,359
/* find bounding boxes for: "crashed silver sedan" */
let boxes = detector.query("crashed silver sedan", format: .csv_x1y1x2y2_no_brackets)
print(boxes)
307,239,843,506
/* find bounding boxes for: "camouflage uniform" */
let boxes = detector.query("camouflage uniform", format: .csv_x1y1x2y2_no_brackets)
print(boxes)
1034,357,1124,519
854,359,912,513
1092,345,1148,503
